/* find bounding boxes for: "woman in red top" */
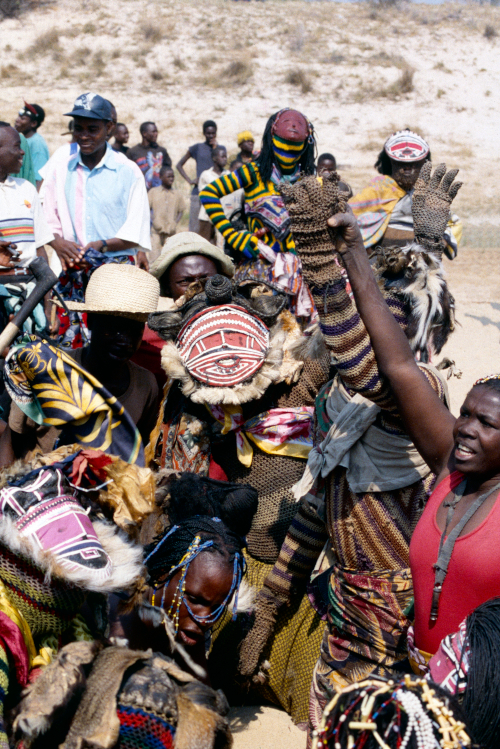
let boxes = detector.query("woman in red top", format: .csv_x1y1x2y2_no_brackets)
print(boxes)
325,163,500,664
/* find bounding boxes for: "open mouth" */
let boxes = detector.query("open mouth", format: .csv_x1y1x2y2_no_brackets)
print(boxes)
216,355,240,370
455,442,476,460
179,630,201,647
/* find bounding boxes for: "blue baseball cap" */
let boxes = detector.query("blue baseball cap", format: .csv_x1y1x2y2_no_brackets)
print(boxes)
64,92,112,121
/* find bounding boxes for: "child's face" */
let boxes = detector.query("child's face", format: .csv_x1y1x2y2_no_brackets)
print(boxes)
317,158,336,178
161,170,175,188
213,149,228,169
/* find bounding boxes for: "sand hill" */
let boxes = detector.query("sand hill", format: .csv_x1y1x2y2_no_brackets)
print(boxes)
1,0,499,246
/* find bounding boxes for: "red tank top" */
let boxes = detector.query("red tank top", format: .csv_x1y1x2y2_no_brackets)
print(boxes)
410,470,500,654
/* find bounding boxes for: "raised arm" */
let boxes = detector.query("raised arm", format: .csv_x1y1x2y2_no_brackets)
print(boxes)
199,163,259,257
280,176,396,409
329,209,456,476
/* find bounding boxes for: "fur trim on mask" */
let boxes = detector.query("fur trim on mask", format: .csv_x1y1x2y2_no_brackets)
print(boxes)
374,242,455,362
161,312,304,406
287,322,328,363
0,514,144,593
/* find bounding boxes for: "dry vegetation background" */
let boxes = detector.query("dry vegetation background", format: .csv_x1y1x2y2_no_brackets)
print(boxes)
0,0,499,245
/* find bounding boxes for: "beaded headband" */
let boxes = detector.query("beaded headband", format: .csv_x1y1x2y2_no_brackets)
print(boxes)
474,374,500,387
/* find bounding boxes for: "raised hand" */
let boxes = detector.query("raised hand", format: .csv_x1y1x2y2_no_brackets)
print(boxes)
412,162,462,249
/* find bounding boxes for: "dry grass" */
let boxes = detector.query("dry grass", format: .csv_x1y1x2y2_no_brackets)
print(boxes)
285,68,313,94
140,21,163,44
222,58,253,86
29,28,61,54
369,51,407,69
380,67,414,98
484,24,497,39
173,56,186,71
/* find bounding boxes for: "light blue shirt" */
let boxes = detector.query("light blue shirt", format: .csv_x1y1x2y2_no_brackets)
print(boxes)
47,143,151,256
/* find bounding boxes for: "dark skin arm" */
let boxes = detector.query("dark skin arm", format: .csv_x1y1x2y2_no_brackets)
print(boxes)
176,151,197,187
328,210,456,477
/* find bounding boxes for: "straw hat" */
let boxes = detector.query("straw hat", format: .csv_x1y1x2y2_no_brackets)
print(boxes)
66,264,160,322
150,232,235,296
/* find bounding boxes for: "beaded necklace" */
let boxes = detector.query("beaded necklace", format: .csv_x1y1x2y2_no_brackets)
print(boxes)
146,527,245,634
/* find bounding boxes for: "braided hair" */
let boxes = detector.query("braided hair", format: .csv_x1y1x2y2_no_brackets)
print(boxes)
313,676,470,749
461,597,500,749
144,473,257,590
256,110,316,184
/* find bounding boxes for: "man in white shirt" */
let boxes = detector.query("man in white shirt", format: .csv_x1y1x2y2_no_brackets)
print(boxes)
198,146,230,246
0,122,54,334
42,93,151,348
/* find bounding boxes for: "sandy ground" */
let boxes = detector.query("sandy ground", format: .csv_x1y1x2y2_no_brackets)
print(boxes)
0,0,500,245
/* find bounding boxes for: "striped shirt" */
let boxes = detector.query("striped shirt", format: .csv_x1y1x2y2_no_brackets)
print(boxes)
0,177,53,267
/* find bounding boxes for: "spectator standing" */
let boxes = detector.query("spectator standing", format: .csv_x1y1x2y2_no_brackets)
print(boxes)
148,165,185,263
176,120,220,233
198,145,229,245
235,130,257,163
14,102,50,187
0,123,54,333
12,132,36,186
127,121,172,190
112,123,129,154
42,92,151,348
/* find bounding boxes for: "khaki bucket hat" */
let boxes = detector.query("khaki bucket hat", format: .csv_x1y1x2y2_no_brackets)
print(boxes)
150,232,235,296
66,263,160,322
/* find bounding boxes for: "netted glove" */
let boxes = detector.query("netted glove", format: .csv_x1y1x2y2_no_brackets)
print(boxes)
412,162,462,254
238,586,287,683
279,174,348,286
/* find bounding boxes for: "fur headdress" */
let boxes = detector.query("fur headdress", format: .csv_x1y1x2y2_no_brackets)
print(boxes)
372,242,455,362
148,275,306,406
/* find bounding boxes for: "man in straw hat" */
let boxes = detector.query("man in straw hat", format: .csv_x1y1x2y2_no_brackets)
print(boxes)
131,232,234,383
0,264,160,466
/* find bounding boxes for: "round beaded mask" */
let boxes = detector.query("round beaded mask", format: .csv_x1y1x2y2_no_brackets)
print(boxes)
176,305,269,387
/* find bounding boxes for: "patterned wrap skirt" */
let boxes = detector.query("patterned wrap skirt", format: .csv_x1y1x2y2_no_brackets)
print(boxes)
308,565,413,739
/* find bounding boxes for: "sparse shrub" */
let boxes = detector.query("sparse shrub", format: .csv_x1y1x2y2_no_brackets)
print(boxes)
381,67,414,98
111,49,121,59
151,70,163,80
29,28,61,55
0,63,19,78
71,46,92,66
285,68,313,94
140,22,163,44
484,24,497,39
173,56,186,70
437,89,445,98
91,50,106,76
83,22,96,34
222,58,253,85
0,0,20,18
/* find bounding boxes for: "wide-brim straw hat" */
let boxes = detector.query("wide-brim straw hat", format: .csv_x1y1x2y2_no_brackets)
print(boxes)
66,264,160,322
150,232,235,297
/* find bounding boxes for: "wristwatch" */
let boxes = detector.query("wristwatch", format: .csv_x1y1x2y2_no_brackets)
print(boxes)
101,240,108,252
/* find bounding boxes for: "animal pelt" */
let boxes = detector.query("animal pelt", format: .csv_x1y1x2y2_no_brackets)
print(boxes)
287,321,329,363
160,312,302,406
12,640,102,744
373,242,455,362
14,644,232,749
0,512,145,594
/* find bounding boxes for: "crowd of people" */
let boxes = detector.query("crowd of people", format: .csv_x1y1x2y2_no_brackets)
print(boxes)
0,90,496,749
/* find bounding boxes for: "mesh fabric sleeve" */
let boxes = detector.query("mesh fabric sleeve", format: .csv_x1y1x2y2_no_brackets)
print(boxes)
262,501,328,603
199,163,258,255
